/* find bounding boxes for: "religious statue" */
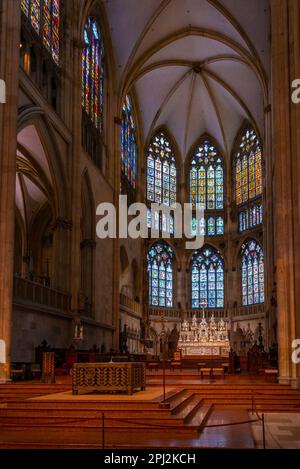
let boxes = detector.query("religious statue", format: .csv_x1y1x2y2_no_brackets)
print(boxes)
209,314,217,341
181,319,189,342
199,317,208,342
178,314,229,356
191,314,198,342
219,319,227,341
245,323,254,344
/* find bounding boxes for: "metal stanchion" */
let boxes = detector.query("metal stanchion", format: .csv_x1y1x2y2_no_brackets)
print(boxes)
159,313,170,409
163,356,166,402
262,412,266,449
102,412,105,449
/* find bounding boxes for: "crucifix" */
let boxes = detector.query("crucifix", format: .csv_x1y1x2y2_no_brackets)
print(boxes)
200,300,207,319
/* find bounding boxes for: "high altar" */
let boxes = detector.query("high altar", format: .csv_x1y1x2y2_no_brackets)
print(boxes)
177,314,230,357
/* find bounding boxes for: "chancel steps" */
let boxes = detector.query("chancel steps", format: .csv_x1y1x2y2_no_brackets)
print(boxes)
0,385,214,448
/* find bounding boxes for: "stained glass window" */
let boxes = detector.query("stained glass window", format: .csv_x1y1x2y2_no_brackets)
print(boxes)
147,209,174,236
121,95,137,192
191,245,224,309
82,17,104,131
21,0,60,64
147,132,177,207
191,216,224,237
239,204,263,232
234,127,262,206
21,1,30,17
189,139,224,210
147,243,173,308
241,240,264,306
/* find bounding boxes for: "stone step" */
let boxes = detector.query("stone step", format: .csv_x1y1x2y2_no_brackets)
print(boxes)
0,407,172,420
202,399,300,410
173,396,202,422
1,400,164,411
196,394,300,401
169,392,195,415
188,403,214,429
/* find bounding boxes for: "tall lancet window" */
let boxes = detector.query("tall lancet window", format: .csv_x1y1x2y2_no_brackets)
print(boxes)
82,17,104,131
234,126,263,232
147,242,173,308
121,95,138,202
82,17,105,168
241,240,264,306
189,138,224,237
191,245,224,309
21,0,60,64
147,131,177,207
146,131,176,237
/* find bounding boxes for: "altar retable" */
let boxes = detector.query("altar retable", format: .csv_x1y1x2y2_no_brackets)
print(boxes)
177,313,230,357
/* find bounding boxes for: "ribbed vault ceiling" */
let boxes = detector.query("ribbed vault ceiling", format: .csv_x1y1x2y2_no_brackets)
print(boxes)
104,0,270,159
16,126,53,231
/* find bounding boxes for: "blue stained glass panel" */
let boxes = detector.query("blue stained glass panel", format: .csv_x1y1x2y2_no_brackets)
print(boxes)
147,243,173,308
147,132,176,208
121,95,137,192
241,240,264,306
191,245,224,309
189,140,224,210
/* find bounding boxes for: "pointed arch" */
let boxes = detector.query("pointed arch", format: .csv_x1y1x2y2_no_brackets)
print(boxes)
121,94,138,202
17,112,69,219
82,16,105,132
187,134,225,238
232,122,262,206
188,133,224,210
240,239,264,306
81,1,113,170
191,244,224,309
147,241,174,308
21,0,61,64
146,128,178,207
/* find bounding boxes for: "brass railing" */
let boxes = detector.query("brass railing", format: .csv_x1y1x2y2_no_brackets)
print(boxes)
186,309,229,319
146,305,265,320
13,275,71,312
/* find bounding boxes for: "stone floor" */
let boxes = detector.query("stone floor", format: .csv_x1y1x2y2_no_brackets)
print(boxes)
197,407,255,448
251,413,300,449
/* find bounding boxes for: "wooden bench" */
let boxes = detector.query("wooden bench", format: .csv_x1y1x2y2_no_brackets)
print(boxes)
197,362,206,372
212,367,225,379
200,368,212,380
170,361,182,371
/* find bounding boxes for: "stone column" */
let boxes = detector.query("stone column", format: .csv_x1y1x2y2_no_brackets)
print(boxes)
52,217,72,292
80,238,96,313
271,0,300,388
0,1,21,381
112,116,121,351
68,29,84,318
264,101,274,351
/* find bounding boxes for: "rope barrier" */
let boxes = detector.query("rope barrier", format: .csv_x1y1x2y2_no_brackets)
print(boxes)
0,415,261,430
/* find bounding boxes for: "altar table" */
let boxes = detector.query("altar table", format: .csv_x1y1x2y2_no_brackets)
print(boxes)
72,362,146,395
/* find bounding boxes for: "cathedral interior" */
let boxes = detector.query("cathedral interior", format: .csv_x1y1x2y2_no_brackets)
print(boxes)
0,0,300,451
